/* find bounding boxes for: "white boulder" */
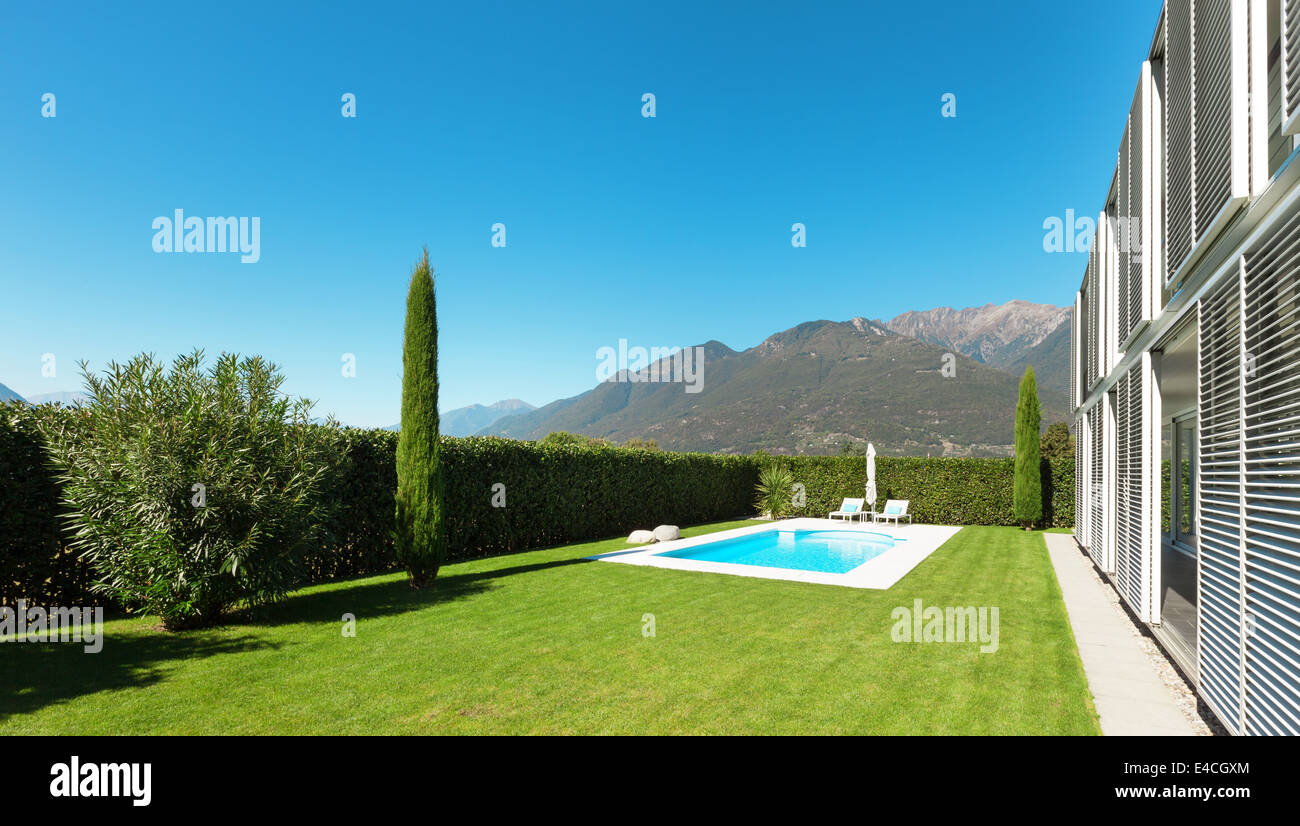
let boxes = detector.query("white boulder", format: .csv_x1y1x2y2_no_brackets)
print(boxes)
627,529,657,544
653,524,681,542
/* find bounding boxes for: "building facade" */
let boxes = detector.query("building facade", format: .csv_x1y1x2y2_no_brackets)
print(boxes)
1071,0,1300,734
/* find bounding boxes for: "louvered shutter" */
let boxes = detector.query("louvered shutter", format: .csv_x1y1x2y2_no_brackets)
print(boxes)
1283,0,1300,134
1115,368,1147,615
1197,272,1245,734
1194,0,1236,236
1166,0,1251,282
1167,0,1196,281
1076,415,1086,542
1117,129,1132,346
1242,209,1300,734
1127,66,1149,340
1091,404,1105,566
1072,298,1080,410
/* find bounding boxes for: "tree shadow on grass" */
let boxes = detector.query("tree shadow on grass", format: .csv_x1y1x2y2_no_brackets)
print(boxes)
0,633,279,722
257,557,589,627
1,557,592,723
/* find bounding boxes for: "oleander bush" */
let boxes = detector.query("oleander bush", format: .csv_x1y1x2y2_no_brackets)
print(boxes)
36,352,334,629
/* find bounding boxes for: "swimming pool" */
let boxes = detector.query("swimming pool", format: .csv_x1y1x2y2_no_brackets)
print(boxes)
654,529,897,573
594,518,960,589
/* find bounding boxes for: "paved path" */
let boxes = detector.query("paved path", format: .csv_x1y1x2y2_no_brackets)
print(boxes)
1043,532,1195,736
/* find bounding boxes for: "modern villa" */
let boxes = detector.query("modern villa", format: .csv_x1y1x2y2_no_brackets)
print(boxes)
1071,0,1300,734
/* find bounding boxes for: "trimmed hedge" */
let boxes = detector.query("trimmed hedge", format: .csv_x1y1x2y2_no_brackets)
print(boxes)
1,403,1074,608
0,404,90,607
774,455,1074,529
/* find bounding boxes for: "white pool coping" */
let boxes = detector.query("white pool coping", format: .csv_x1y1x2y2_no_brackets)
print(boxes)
590,518,962,589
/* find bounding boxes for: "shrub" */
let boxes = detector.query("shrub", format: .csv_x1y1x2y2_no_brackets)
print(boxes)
0,402,86,607
754,462,795,518
1040,421,1074,462
37,352,332,629
772,454,1073,528
394,249,447,588
1013,367,1043,528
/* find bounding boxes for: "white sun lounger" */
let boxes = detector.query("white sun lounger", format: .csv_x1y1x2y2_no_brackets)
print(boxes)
873,499,911,525
829,497,867,522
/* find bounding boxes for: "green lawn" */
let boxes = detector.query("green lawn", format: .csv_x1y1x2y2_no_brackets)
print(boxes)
1,523,1099,734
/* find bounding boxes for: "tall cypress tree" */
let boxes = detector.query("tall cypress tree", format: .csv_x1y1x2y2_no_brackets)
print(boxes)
1013,365,1043,529
395,248,445,587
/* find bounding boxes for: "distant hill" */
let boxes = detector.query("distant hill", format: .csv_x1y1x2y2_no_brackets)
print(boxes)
482,318,1068,456
0,383,25,404
1003,321,1071,400
379,399,536,435
26,391,90,407
882,300,1070,369
440,398,535,437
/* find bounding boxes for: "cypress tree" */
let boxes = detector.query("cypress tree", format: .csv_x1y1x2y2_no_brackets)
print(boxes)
395,248,445,587
1013,365,1043,529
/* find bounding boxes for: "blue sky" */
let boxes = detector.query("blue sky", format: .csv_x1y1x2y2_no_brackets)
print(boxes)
0,0,1164,426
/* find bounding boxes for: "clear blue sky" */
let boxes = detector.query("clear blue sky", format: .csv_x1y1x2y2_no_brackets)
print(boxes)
0,1,1164,426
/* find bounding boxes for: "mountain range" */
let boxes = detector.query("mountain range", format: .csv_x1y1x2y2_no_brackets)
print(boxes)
440,398,535,436
480,301,1071,457
0,383,24,404
0,386,91,407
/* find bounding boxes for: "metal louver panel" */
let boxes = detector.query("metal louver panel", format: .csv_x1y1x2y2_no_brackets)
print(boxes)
1197,275,1245,734
1127,77,1146,338
1091,403,1105,566
1117,125,1133,346
1076,414,1086,543
1115,368,1146,613
1242,208,1300,735
1071,302,1078,410
1283,0,1300,134
1081,258,1092,387
1166,0,1196,281
1194,0,1235,238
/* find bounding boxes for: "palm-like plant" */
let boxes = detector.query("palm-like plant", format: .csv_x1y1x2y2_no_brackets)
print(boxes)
754,463,796,519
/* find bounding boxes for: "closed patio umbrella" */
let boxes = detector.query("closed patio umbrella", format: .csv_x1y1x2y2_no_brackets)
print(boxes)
865,443,877,515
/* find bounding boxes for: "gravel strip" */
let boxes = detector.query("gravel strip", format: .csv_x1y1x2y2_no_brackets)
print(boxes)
1067,537,1229,736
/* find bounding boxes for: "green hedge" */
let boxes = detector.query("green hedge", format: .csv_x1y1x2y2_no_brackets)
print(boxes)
774,455,1074,528
0,404,90,607
1,403,1074,608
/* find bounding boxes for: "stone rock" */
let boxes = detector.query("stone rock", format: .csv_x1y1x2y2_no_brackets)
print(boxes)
628,529,656,544
653,524,681,542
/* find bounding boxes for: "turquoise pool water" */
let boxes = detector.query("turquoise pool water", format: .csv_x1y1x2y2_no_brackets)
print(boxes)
654,529,897,574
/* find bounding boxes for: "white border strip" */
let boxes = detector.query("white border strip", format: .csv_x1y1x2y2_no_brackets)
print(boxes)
590,518,962,589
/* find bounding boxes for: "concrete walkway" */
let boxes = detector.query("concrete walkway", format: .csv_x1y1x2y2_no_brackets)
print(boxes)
1043,533,1195,736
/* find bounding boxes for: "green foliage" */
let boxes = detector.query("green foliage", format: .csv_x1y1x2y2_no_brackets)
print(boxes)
774,454,1073,528
36,352,331,629
439,436,756,554
1013,367,1043,528
1040,421,1074,462
0,402,87,607
307,425,400,582
837,440,865,457
395,249,446,588
4,406,1077,611
540,431,611,447
622,437,660,451
754,462,796,518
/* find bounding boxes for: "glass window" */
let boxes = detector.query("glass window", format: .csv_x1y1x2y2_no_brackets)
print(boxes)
1161,423,1173,537
1178,423,1195,537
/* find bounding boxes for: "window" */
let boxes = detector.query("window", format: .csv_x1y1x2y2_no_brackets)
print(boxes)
1164,414,1198,552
